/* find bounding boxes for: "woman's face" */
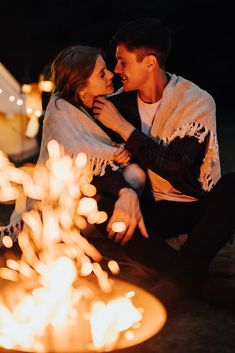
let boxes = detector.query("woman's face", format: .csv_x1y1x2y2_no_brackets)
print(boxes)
79,55,114,108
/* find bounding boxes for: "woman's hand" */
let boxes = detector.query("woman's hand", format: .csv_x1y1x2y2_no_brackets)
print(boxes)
107,188,149,245
113,143,131,165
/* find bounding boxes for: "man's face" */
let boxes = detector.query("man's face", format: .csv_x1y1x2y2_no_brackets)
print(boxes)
114,44,148,92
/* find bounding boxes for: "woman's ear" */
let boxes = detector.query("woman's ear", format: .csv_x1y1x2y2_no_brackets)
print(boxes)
78,87,87,100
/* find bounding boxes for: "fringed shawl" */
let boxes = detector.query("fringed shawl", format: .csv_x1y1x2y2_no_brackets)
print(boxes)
150,74,221,191
0,96,123,245
38,95,120,176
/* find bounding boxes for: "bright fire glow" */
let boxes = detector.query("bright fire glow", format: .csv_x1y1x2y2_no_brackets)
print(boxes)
90,296,142,349
111,221,126,233
0,139,149,352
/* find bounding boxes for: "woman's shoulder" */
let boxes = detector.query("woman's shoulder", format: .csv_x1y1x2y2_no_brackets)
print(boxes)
46,95,81,118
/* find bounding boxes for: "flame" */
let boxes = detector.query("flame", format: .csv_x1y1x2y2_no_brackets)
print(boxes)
0,139,152,352
90,296,142,349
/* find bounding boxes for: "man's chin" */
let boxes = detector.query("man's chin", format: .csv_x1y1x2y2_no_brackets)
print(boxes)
123,85,132,92
122,81,136,92
122,82,130,91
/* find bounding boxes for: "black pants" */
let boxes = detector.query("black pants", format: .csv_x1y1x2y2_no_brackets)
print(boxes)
96,173,235,292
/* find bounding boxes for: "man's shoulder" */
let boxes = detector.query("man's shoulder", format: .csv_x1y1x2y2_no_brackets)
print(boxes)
175,74,214,102
169,74,215,108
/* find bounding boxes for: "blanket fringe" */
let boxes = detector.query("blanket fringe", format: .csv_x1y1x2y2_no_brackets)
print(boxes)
88,156,120,176
167,122,219,191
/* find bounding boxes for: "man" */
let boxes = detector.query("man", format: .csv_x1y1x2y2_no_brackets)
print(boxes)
93,18,235,308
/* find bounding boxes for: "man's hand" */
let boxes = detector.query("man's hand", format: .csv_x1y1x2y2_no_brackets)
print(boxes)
93,96,135,141
107,188,149,245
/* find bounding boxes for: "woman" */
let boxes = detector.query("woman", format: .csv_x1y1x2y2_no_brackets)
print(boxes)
38,45,146,196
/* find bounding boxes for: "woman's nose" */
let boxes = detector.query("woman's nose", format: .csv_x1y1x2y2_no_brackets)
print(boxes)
108,70,114,79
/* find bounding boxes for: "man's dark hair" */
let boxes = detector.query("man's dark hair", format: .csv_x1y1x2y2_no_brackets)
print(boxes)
112,17,172,68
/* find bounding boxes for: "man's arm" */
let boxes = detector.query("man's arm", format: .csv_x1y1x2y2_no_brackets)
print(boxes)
93,96,135,140
93,96,207,181
125,129,207,181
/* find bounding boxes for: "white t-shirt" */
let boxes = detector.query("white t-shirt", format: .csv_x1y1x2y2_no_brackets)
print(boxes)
137,95,161,135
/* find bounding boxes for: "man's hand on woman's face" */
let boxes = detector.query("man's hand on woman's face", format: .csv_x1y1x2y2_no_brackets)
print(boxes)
93,96,123,130
93,96,135,141
107,188,149,245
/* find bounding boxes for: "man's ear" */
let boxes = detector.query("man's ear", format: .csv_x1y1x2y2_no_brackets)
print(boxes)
144,54,158,71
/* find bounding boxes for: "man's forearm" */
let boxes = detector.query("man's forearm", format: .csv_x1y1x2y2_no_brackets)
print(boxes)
125,129,207,180
115,120,135,141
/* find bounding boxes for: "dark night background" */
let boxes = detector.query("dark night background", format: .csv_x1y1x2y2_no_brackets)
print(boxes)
1,0,234,171
1,0,234,105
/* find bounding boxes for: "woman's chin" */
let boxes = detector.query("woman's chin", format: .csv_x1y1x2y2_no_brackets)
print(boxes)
106,86,114,94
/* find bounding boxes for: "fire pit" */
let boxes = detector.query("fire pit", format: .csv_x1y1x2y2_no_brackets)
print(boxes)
0,140,167,353
0,276,166,353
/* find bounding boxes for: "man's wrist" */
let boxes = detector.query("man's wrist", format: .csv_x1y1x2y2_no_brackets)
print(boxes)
116,121,135,141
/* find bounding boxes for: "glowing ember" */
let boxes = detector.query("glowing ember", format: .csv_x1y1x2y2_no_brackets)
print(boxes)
107,260,120,275
111,221,126,233
0,140,167,352
2,236,13,249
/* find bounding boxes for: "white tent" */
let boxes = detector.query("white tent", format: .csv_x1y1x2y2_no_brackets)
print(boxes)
0,63,39,164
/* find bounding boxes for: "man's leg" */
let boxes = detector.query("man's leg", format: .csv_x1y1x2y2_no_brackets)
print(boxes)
139,173,235,307
163,173,235,296
181,173,235,265
141,192,203,239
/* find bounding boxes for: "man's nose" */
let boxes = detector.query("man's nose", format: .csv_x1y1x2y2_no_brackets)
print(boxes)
114,63,121,74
